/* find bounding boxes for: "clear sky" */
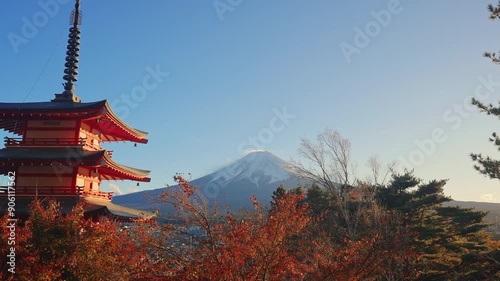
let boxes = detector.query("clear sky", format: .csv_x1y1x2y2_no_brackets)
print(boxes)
1,0,500,202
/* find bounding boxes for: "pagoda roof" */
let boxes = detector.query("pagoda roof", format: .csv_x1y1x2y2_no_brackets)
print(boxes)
83,197,155,220
0,100,148,143
0,147,104,161
0,197,155,221
0,100,106,111
0,147,150,182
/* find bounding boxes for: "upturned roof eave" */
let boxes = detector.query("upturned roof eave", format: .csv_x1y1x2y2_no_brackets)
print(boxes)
0,147,150,181
101,100,149,141
0,100,149,143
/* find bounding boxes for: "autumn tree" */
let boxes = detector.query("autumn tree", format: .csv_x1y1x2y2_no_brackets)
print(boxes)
0,200,149,281
138,175,316,280
300,181,418,280
138,175,421,280
288,127,498,279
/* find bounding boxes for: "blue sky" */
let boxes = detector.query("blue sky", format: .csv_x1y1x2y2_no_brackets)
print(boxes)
1,0,500,202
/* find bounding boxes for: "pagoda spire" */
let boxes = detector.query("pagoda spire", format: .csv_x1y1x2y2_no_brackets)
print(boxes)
52,0,82,103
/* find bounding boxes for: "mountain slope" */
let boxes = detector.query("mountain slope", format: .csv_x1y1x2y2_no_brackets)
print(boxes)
112,151,302,212
443,201,500,222
113,151,500,223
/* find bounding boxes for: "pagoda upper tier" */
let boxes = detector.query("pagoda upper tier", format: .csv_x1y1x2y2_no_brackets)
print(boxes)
0,100,148,143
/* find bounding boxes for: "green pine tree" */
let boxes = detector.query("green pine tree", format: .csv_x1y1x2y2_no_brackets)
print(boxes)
270,184,287,209
377,171,497,280
471,2,500,180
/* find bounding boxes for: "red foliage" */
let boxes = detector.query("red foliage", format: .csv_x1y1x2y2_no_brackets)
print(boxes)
0,177,419,280
139,176,417,280
0,200,149,281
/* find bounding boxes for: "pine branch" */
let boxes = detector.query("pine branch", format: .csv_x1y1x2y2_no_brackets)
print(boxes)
471,152,500,180
488,1,500,19
484,52,500,64
471,98,500,117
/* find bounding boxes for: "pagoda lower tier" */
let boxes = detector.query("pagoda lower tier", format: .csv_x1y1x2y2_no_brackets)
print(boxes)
0,147,150,200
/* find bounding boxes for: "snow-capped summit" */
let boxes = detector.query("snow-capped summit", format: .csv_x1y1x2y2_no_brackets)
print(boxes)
209,150,290,187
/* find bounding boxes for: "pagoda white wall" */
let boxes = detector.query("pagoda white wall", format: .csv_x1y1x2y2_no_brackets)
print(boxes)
76,167,101,193
79,128,101,150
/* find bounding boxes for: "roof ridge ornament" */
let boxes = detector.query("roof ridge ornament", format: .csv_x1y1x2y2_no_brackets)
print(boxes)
52,0,82,103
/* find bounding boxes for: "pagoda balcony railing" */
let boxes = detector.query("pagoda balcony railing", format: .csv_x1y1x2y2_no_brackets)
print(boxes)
81,190,113,200
4,137,86,147
0,186,113,200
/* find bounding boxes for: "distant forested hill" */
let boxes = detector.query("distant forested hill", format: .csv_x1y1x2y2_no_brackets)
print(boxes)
444,201,500,222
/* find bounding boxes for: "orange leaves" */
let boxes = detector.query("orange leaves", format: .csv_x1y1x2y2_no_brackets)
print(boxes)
0,176,423,280
0,200,149,281
143,177,422,280
175,175,196,198
147,178,315,280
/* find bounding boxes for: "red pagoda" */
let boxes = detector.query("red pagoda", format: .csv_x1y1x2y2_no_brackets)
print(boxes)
0,0,152,220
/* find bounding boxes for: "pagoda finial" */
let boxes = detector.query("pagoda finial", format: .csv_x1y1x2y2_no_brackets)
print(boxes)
52,0,82,103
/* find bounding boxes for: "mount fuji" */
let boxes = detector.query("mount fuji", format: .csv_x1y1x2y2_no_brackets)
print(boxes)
112,151,302,212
